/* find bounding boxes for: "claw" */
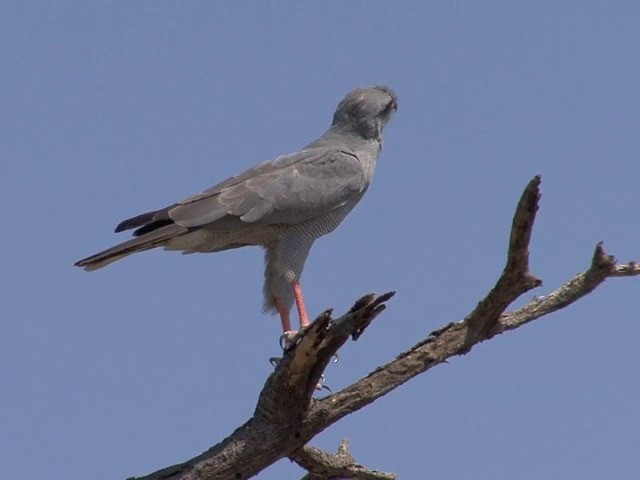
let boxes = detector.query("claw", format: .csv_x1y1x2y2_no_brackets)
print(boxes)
316,374,332,392
279,330,298,350
269,356,281,367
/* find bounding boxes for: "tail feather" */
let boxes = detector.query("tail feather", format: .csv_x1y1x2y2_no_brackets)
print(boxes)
114,210,159,233
114,205,174,233
75,224,188,271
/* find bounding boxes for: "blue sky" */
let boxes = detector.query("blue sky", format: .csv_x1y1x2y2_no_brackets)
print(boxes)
2,2,640,479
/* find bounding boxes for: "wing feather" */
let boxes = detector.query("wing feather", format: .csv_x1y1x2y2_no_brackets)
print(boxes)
168,148,365,228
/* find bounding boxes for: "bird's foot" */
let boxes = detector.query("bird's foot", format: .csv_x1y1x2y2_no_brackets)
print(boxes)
279,329,303,350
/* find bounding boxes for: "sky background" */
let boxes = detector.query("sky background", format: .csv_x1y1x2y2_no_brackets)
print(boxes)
2,2,640,479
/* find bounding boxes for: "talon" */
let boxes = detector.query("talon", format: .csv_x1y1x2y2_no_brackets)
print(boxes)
332,352,340,363
316,375,332,392
269,356,281,367
279,330,298,350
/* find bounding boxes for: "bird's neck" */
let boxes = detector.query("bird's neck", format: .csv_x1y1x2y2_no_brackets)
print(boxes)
313,127,382,156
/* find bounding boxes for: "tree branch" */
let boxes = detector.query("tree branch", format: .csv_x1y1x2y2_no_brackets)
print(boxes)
464,175,542,344
132,293,395,480
497,243,640,333
129,176,639,480
290,439,396,480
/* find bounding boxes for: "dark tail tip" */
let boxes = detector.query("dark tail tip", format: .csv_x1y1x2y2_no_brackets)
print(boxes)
115,210,159,233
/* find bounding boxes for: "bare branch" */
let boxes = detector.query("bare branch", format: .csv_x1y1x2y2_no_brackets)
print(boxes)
128,176,639,480
497,242,640,333
133,293,395,480
291,439,396,480
464,175,542,344
303,244,637,433
609,261,640,277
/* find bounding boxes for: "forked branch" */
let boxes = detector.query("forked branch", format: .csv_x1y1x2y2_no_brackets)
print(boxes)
131,176,639,480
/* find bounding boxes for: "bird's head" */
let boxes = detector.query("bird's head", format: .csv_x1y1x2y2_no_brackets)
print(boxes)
331,86,398,141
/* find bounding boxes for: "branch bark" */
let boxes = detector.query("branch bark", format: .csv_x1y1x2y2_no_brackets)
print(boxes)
291,439,396,480
129,176,640,480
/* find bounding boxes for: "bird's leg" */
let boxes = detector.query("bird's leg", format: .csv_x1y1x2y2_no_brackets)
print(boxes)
275,296,298,348
274,296,293,333
274,282,309,349
293,281,340,368
276,283,332,392
292,280,309,328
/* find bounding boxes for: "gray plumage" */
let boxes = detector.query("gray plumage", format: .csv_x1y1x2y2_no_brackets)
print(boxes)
75,86,397,327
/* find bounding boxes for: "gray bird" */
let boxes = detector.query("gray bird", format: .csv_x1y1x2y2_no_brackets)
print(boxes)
75,86,397,336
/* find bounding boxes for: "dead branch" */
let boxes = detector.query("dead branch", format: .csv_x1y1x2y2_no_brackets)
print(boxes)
291,439,396,480
129,176,639,480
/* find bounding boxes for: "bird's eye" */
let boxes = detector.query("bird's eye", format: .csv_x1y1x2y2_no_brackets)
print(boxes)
382,100,397,115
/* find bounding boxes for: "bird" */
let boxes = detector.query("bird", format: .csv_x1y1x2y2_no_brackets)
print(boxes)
75,85,397,338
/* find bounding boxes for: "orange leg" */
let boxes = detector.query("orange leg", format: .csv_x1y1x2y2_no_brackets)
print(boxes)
274,296,292,333
292,281,309,328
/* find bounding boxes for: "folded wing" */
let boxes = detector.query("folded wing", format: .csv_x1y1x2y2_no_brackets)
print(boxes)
168,147,366,229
